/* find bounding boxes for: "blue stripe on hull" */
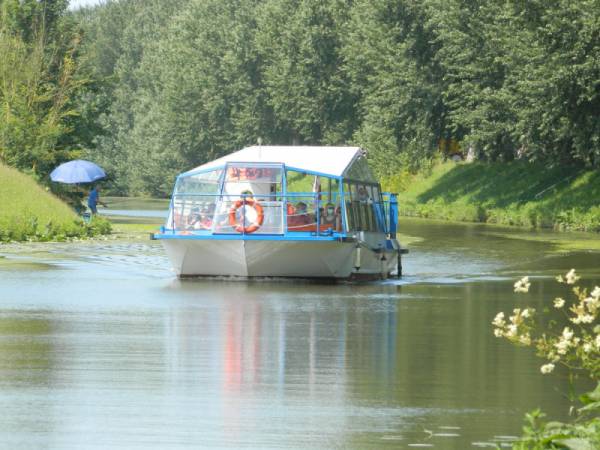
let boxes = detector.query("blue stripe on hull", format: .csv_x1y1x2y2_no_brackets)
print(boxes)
154,232,345,242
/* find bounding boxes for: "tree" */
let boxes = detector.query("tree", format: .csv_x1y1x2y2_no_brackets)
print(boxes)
0,0,85,177
343,0,445,175
255,0,356,146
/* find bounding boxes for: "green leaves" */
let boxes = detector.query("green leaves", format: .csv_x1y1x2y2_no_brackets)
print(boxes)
69,0,599,196
579,382,600,414
0,0,90,177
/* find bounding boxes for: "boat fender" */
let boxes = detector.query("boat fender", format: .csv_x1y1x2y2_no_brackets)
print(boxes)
354,244,361,271
229,199,264,234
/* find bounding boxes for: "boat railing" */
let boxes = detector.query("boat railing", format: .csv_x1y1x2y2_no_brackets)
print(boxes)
167,192,339,235
166,192,390,236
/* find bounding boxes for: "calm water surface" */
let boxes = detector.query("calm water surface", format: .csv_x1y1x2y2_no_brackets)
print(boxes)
0,213,599,449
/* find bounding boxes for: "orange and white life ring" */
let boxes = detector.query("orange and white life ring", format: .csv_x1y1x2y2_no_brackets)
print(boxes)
229,199,264,233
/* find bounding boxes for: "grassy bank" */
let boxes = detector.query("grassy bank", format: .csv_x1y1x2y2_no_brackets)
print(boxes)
387,161,600,232
0,164,111,242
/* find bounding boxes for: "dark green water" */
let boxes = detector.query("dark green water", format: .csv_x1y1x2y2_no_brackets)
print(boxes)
0,216,598,449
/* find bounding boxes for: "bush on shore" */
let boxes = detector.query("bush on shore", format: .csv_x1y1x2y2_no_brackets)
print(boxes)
387,161,600,232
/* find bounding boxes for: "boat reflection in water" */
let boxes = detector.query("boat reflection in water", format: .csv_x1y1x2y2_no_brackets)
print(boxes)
155,146,407,280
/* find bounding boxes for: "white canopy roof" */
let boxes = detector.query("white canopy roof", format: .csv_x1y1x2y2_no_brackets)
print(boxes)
184,145,363,177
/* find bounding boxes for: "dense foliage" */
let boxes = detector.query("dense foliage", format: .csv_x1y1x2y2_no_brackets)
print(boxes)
0,0,95,178
1,0,598,196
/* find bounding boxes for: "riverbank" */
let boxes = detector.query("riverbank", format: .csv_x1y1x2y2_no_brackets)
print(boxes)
387,161,600,232
0,164,111,242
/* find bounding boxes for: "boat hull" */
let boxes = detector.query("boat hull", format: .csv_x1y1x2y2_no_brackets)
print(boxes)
160,238,398,280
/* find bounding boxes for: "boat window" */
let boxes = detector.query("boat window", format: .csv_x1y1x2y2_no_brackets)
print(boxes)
213,164,284,234
356,184,369,230
174,169,223,195
285,170,313,193
320,178,342,231
343,154,377,183
342,182,383,232
169,169,223,231
223,165,282,196
286,170,342,232
343,182,358,231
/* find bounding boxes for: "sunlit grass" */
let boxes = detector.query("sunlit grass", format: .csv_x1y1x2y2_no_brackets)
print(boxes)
390,161,600,232
0,164,78,227
0,164,84,241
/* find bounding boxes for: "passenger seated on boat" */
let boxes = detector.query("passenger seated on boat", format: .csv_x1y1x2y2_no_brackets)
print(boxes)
198,203,215,229
186,205,213,230
321,203,340,230
287,201,312,229
187,207,202,230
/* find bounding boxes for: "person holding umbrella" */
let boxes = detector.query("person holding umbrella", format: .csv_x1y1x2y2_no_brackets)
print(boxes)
87,185,107,215
50,160,108,215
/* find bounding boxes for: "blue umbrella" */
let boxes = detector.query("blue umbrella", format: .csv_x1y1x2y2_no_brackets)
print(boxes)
50,160,106,184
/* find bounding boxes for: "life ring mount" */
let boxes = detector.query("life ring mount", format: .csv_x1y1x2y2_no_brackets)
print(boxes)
228,199,264,233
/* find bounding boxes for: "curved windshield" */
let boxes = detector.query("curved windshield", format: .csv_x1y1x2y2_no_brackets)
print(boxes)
168,169,223,231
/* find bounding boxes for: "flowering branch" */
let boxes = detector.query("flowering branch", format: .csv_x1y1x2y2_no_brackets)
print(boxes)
493,270,600,380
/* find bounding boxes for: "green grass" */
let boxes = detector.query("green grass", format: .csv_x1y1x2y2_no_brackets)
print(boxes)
387,161,600,232
0,164,111,242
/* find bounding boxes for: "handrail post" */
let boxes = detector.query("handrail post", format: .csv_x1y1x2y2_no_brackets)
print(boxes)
242,194,246,235
315,192,320,235
282,166,288,234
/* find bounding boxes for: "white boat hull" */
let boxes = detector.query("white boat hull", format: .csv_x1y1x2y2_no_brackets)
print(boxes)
161,238,398,280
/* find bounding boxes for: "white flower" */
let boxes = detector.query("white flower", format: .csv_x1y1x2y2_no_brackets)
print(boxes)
596,334,600,349
494,328,504,338
555,327,574,355
554,297,565,308
492,312,505,327
584,295,599,312
522,308,531,318
591,286,600,300
583,342,593,353
506,324,518,337
519,334,531,345
565,269,580,285
562,327,574,340
571,314,595,324
514,276,531,293
555,340,569,355
540,363,555,374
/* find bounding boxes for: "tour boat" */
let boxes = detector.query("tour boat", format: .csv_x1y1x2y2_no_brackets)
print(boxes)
154,146,406,280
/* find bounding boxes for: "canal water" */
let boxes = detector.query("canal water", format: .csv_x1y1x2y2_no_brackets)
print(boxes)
0,209,598,449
